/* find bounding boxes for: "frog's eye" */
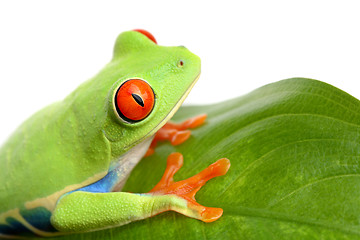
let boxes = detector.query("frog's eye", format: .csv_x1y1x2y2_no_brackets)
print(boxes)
115,79,155,123
133,29,157,44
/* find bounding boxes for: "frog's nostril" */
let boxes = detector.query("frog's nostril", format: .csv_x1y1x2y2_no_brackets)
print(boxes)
178,60,184,67
133,29,157,44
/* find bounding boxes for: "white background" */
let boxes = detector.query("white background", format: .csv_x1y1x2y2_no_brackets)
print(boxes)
1,1,360,144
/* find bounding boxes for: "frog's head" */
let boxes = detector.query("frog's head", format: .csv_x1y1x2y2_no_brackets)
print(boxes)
99,30,201,153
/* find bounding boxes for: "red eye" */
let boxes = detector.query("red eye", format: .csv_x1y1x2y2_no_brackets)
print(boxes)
133,29,157,44
115,79,155,123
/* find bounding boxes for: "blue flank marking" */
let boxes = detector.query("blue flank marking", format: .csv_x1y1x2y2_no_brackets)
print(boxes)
72,167,120,193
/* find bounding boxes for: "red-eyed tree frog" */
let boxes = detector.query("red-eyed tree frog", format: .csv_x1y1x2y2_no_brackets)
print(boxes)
0,30,230,238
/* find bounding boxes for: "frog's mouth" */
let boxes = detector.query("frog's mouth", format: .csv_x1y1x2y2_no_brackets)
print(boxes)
128,73,201,148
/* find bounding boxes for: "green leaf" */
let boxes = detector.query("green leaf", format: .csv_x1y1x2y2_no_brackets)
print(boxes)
49,78,360,239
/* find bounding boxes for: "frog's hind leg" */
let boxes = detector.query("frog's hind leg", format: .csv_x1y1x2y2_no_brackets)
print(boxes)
50,153,230,233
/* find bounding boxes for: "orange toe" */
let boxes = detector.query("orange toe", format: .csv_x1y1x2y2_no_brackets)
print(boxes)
145,114,207,157
209,158,231,177
149,152,230,223
170,130,191,145
201,207,224,223
149,152,183,192
182,114,207,129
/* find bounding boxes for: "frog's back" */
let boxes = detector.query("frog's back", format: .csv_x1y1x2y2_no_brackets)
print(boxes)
0,93,111,215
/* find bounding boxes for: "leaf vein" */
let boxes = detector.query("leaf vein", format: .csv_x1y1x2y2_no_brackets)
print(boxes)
269,174,360,207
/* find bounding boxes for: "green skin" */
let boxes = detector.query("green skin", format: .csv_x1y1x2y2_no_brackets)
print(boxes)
0,31,201,237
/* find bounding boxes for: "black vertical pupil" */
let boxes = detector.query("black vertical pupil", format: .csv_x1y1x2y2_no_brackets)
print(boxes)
132,93,145,107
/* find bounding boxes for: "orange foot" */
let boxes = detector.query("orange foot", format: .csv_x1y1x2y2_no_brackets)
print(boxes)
145,114,207,156
149,152,230,222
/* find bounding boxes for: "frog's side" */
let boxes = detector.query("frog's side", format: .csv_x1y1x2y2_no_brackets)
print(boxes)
0,30,229,238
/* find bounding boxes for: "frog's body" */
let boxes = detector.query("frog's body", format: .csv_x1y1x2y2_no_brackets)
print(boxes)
0,30,229,238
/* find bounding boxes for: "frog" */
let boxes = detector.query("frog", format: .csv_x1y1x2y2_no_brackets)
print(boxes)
0,29,230,238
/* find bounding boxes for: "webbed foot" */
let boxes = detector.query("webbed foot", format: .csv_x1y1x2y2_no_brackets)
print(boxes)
149,152,230,222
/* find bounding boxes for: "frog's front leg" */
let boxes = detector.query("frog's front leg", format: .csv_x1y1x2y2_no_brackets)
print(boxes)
51,153,230,233
146,114,207,156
